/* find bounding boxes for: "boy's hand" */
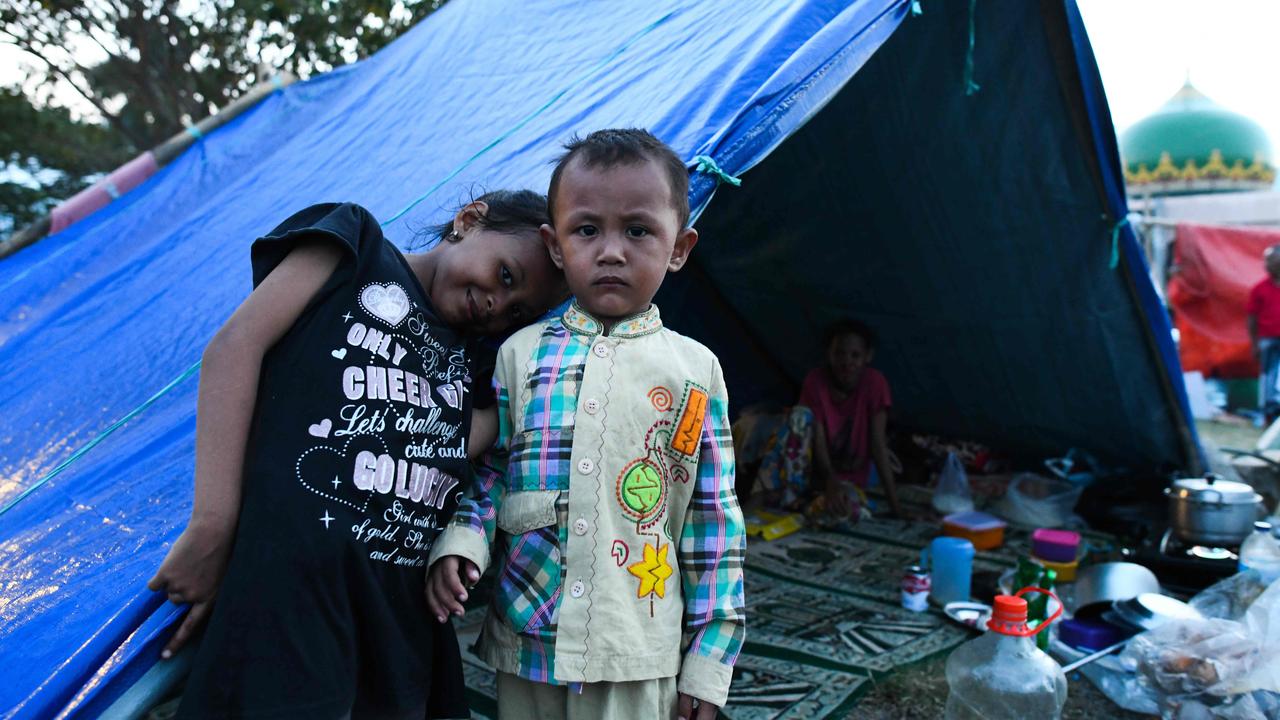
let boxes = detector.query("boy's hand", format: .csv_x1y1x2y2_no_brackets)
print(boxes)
677,692,719,720
147,519,235,658
426,555,480,623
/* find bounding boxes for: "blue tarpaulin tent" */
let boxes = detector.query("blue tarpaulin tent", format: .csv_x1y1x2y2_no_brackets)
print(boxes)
0,0,1199,715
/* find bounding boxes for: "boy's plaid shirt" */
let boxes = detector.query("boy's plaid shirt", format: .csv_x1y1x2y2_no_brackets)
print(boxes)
430,303,746,706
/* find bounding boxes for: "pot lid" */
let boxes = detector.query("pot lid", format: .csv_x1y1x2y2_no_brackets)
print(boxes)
1170,476,1261,504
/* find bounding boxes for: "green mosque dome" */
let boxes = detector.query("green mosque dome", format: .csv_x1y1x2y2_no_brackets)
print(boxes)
1120,81,1275,194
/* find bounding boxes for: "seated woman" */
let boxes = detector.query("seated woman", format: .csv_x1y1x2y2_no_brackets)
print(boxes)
751,319,904,521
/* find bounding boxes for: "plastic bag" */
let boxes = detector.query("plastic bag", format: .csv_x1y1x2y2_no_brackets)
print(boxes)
1050,638,1160,715
1235,578,1280,695
1124,619,1260,698
1120,578,1280,718
931,452,973,514
995,473,1083,528
1190,570,1270,622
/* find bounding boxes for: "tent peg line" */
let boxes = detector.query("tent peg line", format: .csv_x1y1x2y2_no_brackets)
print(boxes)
0,361,204,517
692,155,742,187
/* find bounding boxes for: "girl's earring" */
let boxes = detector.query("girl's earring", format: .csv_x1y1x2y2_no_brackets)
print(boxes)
449,230,462,241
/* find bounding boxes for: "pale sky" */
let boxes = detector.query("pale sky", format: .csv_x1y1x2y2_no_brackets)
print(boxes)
3,2,1278,154
1078,0,1280,154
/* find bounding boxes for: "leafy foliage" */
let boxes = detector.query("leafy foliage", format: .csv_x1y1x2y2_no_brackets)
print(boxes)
1,0,446,233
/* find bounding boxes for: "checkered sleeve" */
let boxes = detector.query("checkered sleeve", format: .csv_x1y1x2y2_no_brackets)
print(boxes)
429,374,513,575
676,356,746,708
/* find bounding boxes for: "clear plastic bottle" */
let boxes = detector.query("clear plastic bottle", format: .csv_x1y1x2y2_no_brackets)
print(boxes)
1238,521,1280,583
944,592,1067,719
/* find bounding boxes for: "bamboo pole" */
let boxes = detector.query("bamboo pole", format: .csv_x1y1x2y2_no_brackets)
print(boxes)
0,73,296,260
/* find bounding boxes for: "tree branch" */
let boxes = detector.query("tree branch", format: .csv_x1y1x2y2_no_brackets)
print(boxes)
14,42,143,148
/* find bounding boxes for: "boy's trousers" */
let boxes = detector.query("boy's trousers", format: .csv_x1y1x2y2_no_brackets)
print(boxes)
496,671,679,720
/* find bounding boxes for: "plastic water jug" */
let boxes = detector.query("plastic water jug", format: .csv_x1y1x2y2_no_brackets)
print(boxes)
925,537,975,606
945,588,1067,719
1239,521,1280,583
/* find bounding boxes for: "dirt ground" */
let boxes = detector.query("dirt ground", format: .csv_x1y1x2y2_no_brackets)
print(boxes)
1196,416,1265,454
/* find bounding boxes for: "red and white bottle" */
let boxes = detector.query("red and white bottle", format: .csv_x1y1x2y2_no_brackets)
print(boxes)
944,588,1067,719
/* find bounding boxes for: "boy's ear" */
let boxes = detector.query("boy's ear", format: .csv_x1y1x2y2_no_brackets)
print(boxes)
453,200,490,235
540,224,565,269
667,227,699,272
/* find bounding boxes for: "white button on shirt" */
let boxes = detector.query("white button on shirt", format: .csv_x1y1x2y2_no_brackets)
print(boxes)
570,580,586,598
583,398,600,414
593,343,611,358
577,458,595,474
573,518,589,536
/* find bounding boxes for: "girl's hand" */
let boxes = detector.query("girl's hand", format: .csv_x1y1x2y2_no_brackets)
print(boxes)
426,555,480,623
677,692,720,720
467,406,498,460
147,519,235,658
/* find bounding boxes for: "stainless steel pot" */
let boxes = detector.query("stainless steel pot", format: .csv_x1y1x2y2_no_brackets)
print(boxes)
1165,474,1263,546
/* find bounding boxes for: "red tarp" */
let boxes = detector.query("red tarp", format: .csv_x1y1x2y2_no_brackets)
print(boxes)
1167,222,1280,379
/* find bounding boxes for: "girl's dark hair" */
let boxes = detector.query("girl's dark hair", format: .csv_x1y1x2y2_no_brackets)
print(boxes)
418,189,549,247
823,318,876,351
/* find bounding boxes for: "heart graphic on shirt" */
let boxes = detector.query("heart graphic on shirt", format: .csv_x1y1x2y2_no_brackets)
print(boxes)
331,348,347,360
359,283,411,327
308,419,332,438
296,435,387,513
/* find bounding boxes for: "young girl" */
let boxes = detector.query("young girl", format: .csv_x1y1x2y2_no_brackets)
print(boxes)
148,192,566,719
752,319,904,521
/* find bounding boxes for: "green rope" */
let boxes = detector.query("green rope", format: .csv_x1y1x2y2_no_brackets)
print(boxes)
964,0,980,96
0,360,204,517
381,11,675,227
692,155,742,187
1110,216,1130,270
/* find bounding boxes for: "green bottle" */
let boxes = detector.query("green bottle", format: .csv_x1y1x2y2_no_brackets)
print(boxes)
1026,568,1057,651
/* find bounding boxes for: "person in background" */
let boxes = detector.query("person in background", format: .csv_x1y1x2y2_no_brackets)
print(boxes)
1247,244,1280,424
753,319,904,522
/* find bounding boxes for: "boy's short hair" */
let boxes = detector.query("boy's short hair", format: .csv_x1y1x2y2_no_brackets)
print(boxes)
824,318,877,351
547,128,691,229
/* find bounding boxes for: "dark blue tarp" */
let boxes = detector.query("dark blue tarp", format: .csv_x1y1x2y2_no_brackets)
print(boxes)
0,0,1197,716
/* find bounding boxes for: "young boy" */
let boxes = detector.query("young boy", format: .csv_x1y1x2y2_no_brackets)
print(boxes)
1248,245,1280,423
426,129,745,719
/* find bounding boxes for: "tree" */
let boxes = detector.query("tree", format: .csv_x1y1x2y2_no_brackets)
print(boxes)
1,0,447,234
0,86,131,233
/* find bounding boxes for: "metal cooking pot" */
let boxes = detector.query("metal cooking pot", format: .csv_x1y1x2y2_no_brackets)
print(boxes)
1165,474,1263,546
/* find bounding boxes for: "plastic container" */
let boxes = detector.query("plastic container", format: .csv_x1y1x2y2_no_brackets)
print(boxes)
944,588,1068,719
1057,617,1132,652
942,510,1007,550
1030,554,1079,582
744,510,804,541
926,537,976,606
1031,528,1080,563
1237,521,1280,584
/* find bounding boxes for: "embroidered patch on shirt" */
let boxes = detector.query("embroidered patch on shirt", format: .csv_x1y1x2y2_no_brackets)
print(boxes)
647,386,674,412
669,382,709,458
628,541,673,598
611,539,630,566
615,458,666,523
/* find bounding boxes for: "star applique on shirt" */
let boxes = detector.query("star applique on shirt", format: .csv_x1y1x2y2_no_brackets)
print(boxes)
627,541,673,598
